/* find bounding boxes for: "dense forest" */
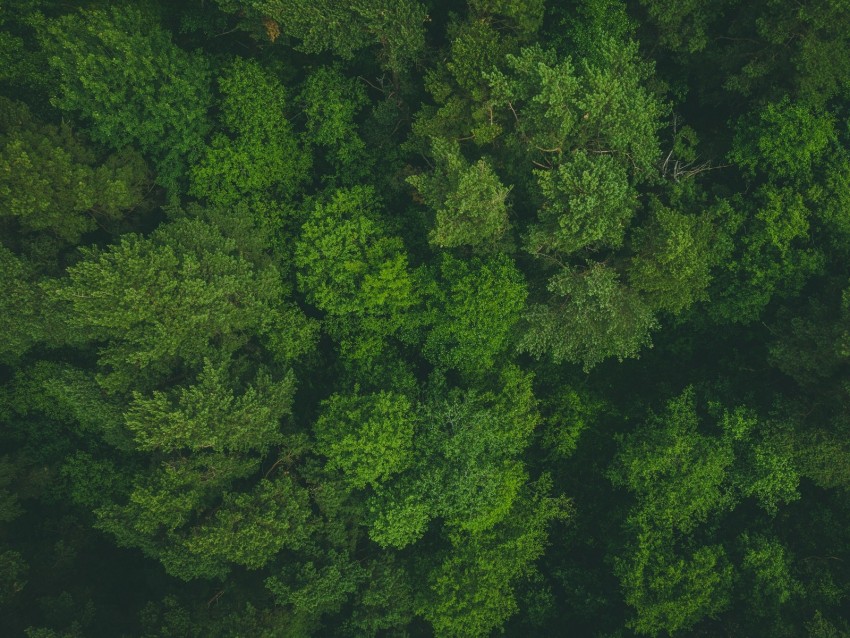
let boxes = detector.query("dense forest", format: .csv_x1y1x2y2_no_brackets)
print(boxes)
1,0,850,636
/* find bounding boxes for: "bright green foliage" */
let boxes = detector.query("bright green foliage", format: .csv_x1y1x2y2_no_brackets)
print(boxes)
816,156,850,246
4,2,850,636
295,187,413,314
36,212,317,580
528,150,636,254
540,386,605,458
0,97,147,245
610,389,804,634
616,537,733,636
555,0,635,60
189,58,310,208
298,66,370,181
478,39,667,367
487,40,665,180
313,391,414,489
412,0,549,145
183,476,311,570
47,218,311,393
344,559,414,636
407,138,511,249
295,187,419,361
711,99,838,323
93,358,309,578
739,534,799,614
610,390,738,635
720,407,800,514
417,478,569,638
213,0,428,73
629,201,718,314
413,18,513,145
731,98,836,182
125,359,294,454
369,367,540,546
40,6,211,191
520,263,658,370
713,187,824,323
610,388,736,534
424,254,526,377
266,550,368,620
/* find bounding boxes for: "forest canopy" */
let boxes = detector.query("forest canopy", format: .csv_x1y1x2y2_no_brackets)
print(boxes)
2,0,850,636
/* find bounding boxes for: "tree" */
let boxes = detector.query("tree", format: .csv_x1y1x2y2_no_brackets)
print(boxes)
0,97,147,249
0,247,45,364
486,39,665,181
519,263,658,370
417,478,569,638
481,39,667,368
424,253,526,378
609,389,801,635
615,535,733,636
709,97,836,323
210,0,428,74
368,366,542,547
629,199,719,314
298,65,370,183
40,5,211,192
528,149,636,254
407,138,512,249
294,186,420,363
46,218,314,394
37,212,318,581
189,58,310,209
313,390,414,490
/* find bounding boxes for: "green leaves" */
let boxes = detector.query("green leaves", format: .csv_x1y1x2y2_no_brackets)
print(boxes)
629,201,718,314
407,138,511,250
295,186,420,362
610,389,802,634
0,97,147,248
184,477,310,570
610,389,736,534
417,477,569,638
213,0,428,73
530,150,636,253
424,254,527,377
125,360,294,454
41,6,211,192
520,263,658,370
616,537,733,636
366,366,542,547
298,66,370,181
36,210,317,581
190,59,310,208
489,39,665,179
314,391,414,490
731,98,836,182
48,218,303,393
0,247,45,363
